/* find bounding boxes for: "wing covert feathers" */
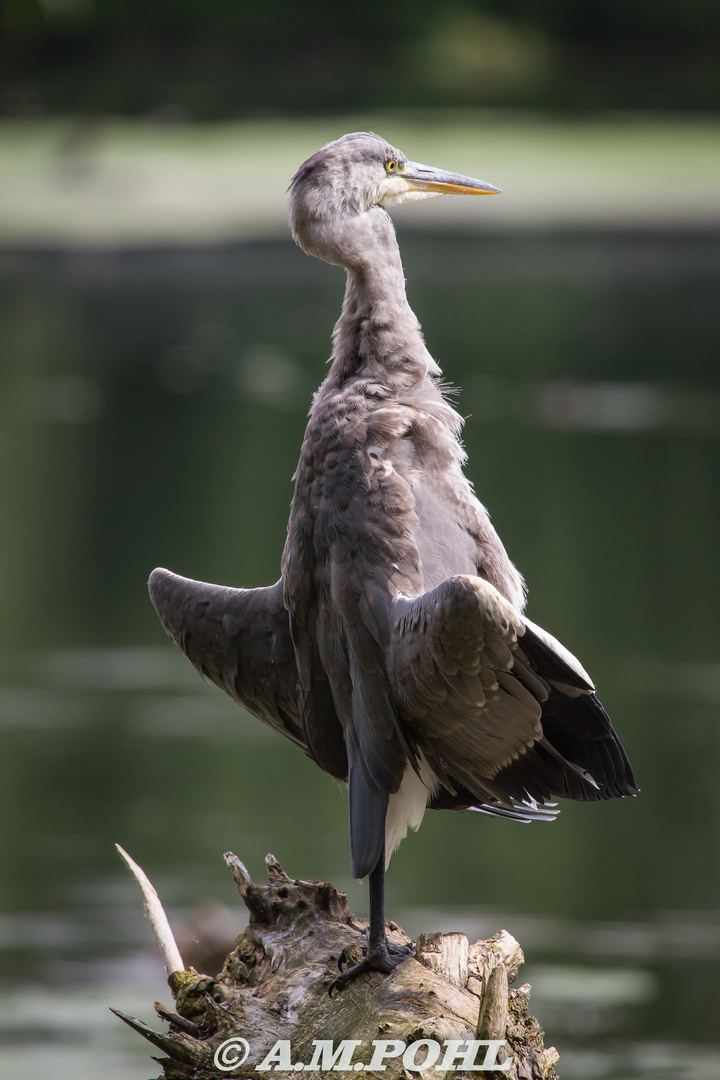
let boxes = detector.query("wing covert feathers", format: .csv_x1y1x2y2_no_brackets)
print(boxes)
147,568,347,772
389,574,637,810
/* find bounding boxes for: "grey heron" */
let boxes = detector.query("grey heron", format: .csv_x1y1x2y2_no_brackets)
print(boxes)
149,132,637,995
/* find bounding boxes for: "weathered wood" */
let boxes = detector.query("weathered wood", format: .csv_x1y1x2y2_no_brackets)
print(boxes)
114,851,559,1079
417,932,469,989
116,844,185,977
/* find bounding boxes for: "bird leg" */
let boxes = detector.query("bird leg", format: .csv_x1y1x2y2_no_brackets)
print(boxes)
328,847,414,995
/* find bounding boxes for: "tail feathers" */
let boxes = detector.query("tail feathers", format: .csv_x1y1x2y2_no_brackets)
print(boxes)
468,799,560,824
430,783,560,823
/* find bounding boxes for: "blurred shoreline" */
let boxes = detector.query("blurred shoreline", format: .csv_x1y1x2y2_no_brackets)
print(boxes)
1,113,719,246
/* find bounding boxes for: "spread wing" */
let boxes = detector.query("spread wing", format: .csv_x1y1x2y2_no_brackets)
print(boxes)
148,567,313,759
389,574,637,812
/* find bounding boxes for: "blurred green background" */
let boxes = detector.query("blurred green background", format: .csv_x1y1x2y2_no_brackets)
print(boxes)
2,0,720,114
1,4,719,1080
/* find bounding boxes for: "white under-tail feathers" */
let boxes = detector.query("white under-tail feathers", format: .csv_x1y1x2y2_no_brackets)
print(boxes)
385,754,439,868
469,799,560,824
385,754,561,871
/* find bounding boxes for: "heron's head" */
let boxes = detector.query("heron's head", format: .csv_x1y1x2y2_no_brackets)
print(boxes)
288,132,500,267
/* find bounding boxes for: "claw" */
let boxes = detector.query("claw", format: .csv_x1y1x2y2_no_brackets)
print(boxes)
329,956,375,996
328,941,412,996
337,942,366,972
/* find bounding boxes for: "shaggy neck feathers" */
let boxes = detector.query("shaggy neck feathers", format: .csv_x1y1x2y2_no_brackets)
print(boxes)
321,208,441,392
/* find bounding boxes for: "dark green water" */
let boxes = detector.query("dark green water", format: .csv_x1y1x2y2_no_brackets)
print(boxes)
1,231,719,1078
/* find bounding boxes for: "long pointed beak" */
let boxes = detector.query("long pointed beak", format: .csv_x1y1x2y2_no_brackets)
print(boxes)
403,161,501,196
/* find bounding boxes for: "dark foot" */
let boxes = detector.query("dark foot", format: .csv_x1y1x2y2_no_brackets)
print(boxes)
328,940,414,996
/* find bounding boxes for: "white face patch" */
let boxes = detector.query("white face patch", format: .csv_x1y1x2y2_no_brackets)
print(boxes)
378,174,444,207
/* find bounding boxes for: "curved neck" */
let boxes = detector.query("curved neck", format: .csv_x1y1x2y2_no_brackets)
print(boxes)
323,208,439,391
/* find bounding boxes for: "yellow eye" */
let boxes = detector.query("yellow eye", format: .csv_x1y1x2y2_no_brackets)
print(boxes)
385,159,398,174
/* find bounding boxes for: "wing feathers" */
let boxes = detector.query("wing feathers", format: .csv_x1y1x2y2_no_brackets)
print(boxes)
387,573,637,813
148,567,347,779
150,564,636,858
149,568,299,731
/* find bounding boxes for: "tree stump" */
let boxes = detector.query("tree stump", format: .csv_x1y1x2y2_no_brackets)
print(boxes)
114,851,559,1079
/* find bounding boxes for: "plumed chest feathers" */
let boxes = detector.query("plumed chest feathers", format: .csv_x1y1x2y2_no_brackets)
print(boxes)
283,376,526,614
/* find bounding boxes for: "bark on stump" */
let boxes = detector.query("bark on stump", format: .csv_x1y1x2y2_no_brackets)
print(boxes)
114,852,559,1079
